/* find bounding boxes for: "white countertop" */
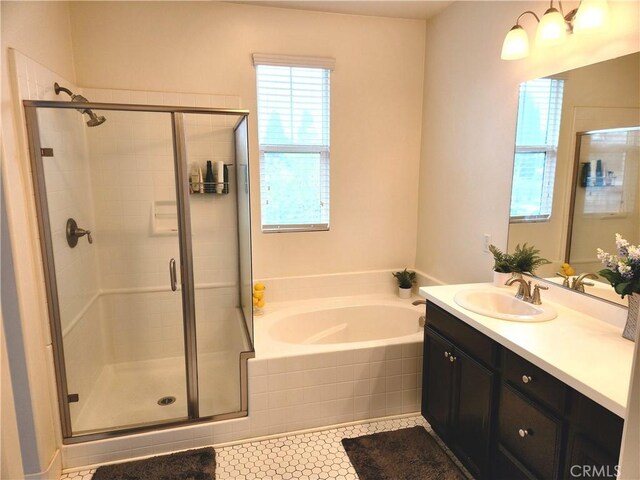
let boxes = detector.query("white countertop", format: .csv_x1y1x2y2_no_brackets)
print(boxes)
420,283,635,418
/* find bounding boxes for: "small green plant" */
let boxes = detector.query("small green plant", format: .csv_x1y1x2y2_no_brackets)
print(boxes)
511,243,551,274
392,268,416,289
488,244,514,273
489,243,550,274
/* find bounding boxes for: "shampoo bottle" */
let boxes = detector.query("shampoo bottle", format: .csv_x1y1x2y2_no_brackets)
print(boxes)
205,161,215,193
190,164,200,193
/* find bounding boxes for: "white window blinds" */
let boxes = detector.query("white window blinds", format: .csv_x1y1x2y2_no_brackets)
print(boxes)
510,78,564,222
255,56,332,232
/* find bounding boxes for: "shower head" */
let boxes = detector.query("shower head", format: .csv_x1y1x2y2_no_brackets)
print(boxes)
85,111,107,127
54,82,106,127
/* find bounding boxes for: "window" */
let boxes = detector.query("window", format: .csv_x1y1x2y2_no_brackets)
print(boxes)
510,78,565,222
254,54,333,232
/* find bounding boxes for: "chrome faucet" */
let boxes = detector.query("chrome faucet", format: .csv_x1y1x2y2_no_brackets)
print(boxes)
505,277,532,302
571,272,598,292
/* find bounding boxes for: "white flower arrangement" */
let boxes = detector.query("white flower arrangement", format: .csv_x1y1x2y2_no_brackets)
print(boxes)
597,234,640,298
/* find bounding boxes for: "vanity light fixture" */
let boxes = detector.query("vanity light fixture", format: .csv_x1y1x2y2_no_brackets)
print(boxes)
501,0,609,60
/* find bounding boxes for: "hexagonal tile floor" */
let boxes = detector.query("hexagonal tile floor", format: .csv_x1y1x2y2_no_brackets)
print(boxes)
60,415,471,480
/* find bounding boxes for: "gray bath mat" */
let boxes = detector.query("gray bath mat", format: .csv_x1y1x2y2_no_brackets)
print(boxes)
341,426,466,480
92,447,215,480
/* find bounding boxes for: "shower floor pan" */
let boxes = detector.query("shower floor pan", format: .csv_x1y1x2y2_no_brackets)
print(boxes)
71,351,240,435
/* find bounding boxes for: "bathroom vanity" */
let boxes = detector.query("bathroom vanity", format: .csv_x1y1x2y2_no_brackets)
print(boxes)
419,284,633,480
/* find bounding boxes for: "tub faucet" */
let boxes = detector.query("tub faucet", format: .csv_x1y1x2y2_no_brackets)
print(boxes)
505,277,532,302
571,272,598,292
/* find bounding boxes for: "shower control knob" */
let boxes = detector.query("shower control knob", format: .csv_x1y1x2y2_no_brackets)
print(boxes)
66,218,93,247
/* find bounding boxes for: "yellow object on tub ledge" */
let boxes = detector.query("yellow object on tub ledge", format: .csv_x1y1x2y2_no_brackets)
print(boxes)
253,282,266,315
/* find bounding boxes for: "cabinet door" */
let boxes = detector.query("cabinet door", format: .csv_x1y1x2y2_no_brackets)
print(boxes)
452,349,495,479
422,327,455,437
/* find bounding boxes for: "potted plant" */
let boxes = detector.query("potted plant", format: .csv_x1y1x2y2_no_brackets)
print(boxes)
392,268,416,299
488,244,515,287
597,234,640,341
511,243,551,274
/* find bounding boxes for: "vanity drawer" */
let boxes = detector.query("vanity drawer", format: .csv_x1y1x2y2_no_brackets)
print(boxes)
499,384,562,480
426,302,498,367
503,349,567,413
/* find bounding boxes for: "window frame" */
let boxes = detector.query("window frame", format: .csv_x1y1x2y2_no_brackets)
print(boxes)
253,55,333,234
509,78,565,224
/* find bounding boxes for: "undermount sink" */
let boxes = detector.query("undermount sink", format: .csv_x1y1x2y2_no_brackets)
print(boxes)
453,289,557,322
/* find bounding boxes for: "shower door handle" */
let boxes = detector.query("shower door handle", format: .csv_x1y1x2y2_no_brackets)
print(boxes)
169,258,178,291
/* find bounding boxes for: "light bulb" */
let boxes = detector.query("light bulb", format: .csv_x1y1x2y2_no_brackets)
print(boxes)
501,25,530,60
574,0,609,33
536,7,568,46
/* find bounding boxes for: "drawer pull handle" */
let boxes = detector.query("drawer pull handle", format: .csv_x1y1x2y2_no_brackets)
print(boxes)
444,351,450,358
449,355,457,363
522,375,533,384
518,428,530,438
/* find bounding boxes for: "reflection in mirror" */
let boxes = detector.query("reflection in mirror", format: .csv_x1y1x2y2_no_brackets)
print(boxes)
507,52,640,306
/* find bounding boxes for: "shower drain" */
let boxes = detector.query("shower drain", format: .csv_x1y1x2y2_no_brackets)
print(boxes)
157,396,176,406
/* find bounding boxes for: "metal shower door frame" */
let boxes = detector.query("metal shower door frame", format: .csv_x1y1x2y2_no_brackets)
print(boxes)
23,100,251,443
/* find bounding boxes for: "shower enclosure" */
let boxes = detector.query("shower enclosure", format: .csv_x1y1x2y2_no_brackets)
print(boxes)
24,96,254,442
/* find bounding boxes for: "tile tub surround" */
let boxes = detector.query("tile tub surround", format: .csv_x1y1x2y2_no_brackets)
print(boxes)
256,269,440,303
420,282,634,417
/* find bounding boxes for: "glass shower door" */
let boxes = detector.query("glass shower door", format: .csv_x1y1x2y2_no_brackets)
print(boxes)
28,106,190,435
181,112,252,418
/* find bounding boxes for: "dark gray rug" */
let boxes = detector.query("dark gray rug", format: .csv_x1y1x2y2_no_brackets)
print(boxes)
341,426,466,480
92,447,215,480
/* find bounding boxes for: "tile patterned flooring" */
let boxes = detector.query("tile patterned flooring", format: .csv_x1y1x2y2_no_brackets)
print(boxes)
61,415,471,480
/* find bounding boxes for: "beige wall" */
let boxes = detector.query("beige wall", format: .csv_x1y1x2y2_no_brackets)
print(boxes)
68,1,426,278
1,2,77,477
416,0,640,284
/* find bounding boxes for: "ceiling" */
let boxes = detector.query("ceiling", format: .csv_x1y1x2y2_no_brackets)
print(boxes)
228,1,454,20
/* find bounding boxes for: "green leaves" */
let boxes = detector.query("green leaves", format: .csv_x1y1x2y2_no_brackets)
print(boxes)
392,268,416,289
511,243,551,274
488,243,550,274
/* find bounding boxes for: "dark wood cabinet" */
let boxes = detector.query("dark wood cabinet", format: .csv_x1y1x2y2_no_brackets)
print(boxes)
564,393,624,479
498,384,563,479
421,301,624,480
423,307,495,479
423,328,455,437
452,348,495,478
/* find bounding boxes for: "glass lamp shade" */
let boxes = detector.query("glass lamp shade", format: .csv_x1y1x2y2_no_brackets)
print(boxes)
501,25,530,60
535,8,568,46
574,0,609,33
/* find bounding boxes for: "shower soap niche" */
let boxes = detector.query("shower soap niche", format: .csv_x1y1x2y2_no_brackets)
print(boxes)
152,201,178,236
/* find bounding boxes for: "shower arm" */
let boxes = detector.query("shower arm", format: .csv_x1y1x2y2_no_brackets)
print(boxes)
54,83,74,97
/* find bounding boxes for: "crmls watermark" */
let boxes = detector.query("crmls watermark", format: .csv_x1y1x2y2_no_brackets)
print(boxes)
570,465,620,478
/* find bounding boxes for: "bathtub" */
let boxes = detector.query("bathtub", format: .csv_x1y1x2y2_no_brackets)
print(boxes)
248,294,425,436
255,294,424,358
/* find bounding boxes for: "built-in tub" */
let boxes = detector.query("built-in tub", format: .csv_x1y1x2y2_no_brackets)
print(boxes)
248,295,425,437
255,295,424,358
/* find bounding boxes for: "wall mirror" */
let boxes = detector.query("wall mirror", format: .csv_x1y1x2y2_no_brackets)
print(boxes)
507,52,640,307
